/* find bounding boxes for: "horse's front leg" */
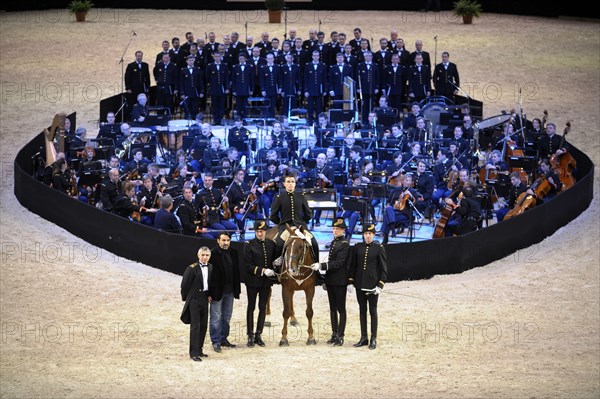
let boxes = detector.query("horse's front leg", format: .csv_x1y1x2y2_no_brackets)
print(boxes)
305,284,316,345
280,285,290,346
289,290,299,326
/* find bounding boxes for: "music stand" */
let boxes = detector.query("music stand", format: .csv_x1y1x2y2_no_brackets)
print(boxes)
373,107,398,128
79,170,102,188
302,158,317,169
212,177,233,190
508,156,536,174
130,143,156,160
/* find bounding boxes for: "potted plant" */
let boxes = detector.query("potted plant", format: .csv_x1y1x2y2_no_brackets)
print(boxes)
452,0,482,24
265,0,284,23
68,0,94,22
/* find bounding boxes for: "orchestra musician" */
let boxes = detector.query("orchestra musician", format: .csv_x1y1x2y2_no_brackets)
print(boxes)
228,117,255,160
300,134,321,162
413,160,434,217
538,122,568,160
402,103,423,131
431,150,456,207
114,181,157,221
154,194,183,234
495,171,530,223
228,169,264,241
443,185,481,237
197,136,225,174
100,168,121,212
51,158,75,196
176,187,214,239
337,174,369,241
312,153,335,227
381,174,420,245
526,118,544,147
257,160,281,220
194,173,238,238
131,93,149,127
136,174,161,225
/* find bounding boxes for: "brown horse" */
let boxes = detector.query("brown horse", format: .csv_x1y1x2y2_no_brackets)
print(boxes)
267,224,317,346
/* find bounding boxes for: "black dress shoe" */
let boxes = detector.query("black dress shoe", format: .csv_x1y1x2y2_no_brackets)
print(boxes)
315,221,321,227
254,334,266,347
369,337,377,350
199,352,208,358
353,337,368,347
247,336,255,347
213,343,222,353
221,339,237,348
333,336,344,346
191,356,202,362
326,334,337,344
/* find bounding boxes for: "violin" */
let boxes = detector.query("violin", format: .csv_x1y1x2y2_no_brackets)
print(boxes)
221,201,232,219
393,191,414,211
69,169,78,197
550,121,576,190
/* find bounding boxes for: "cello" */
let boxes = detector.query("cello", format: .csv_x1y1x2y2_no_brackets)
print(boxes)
504,175,551,220
550,121,576,191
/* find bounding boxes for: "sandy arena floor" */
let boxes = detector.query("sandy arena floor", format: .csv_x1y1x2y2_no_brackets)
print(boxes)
0,9,599,398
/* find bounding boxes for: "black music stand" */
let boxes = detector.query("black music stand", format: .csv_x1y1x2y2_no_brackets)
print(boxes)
342,195,369,223
373,107,398,128
508,156,536,174
79,170,102,188
130,143,156,160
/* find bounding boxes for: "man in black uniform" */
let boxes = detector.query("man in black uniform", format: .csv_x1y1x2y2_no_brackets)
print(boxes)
228,168,263,240
270,170,320,257
243,219,277,347
153,53,178,113
180,246,212,361
194,173,237,237
176,187,214,239
433,51,460,100
538,122,568,160
444,185,481,236
496,171,528,222
349,223,387,350
310,217,351,346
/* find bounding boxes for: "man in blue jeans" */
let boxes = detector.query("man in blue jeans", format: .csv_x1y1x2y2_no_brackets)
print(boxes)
208,232,241,352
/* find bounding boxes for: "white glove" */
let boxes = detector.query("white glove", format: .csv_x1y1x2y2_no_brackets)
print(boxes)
374,286,383,295
310,262,321,271
263,268,275,277
273,256,283,266
347,285,354,294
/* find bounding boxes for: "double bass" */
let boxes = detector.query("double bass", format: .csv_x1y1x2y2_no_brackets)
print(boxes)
550,121,576,190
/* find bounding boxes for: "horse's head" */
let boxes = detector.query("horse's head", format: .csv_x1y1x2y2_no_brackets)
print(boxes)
282,229,314,278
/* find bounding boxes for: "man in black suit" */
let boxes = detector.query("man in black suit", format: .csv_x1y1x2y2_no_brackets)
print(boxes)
433,51,460,100
180,246,213,361
231,53,255,119
328,53,354,102
383,53,405,111
154,195,182,234
209,233,241,353
125,50,150,108
357,51,380,125
243,219,277,347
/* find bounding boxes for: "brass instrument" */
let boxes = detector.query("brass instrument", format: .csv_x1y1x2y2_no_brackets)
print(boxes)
115,132,139,159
